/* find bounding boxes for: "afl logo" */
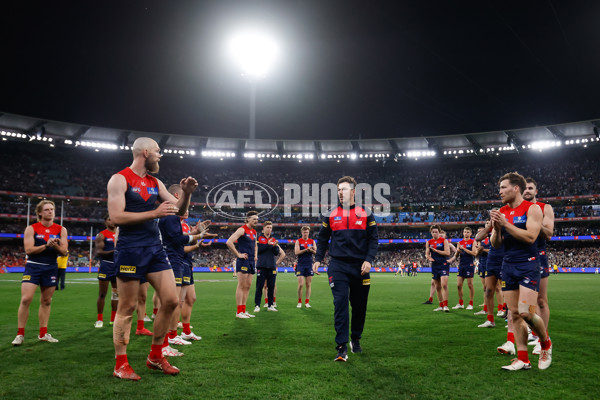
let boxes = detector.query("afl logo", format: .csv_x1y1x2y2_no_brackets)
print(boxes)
206,180,279,221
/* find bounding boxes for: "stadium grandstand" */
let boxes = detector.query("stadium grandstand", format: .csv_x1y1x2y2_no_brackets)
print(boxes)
1,113,599,274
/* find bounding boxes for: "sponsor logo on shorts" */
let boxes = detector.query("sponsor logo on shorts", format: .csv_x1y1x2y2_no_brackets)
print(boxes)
175,278,182,284
501,280,506,288
22,275,31,281
241,267,248,272
120,265,136,273
362,278,371,286
183,277,191,283
98,273,106,279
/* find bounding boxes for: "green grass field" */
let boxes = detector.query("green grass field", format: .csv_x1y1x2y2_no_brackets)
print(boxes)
0,272,598,400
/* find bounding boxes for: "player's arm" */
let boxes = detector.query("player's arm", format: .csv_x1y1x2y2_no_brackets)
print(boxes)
500,205,542,244
23,226,46,256
294,240,304,255
313,216,332,274
432,239,451,257
490,209,504,248
463,241,478,256
107,174,176,225
54,226,69,256
226,228,246,259
94,232,113,258
156,177,197,217
255,237,258,261
475,221,491,241
425,241,434,261
276,245,286,264
540,204,555,241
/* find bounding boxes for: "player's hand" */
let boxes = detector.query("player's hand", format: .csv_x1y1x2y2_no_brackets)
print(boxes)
312,261,321,275
427,256,435,262
361,261,372,276
200,232,218,239
46,238,59,248
309,247,317,253
193,220,211,235
200,240,213,247
238,253,248,260
156,201,178,217
180,177,198,194
268,237,278,245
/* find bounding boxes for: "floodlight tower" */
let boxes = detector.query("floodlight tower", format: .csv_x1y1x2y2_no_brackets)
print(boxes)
228,29,279,140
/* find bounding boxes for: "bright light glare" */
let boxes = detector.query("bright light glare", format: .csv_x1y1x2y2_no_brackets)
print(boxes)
228,30,279,79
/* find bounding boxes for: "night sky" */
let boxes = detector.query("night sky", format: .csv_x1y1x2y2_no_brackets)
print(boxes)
2,1,600,140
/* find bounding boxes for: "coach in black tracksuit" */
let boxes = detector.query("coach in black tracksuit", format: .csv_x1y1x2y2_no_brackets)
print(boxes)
254,221,284,309
313,176,379,361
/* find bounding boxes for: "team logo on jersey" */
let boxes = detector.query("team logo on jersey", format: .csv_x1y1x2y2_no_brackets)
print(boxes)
141,181,146,186
334,216,342,221
514,216,527,224
510,211,515,215
120,265,136,273
148,187,158,195
355,220,363,225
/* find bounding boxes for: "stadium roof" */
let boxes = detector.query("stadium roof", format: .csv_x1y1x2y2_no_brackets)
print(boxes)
1,111,599,159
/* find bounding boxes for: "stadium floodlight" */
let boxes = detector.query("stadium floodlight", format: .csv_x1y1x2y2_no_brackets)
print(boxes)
228,29,280,140
228,29,280,79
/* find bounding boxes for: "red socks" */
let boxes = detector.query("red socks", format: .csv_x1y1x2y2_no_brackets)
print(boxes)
110,311,116,322
39,327,47,337
153,308,158,315
237,305,244,314
137,320,144,330
273,297,276,303
183,323,191,335
497,304,503,311
115,354,128,369
264,298,268,304
487,314,494,323
168,330,177,339
97,313,103,322
17,328,25,336
443,300,448,307
468,300,473,306
298,298,302,304
459,299,464,306
428,297,433,302
305,298,310,304
507,332,515,344
149,344,162,359
483,305,488,312
517,350,530,364
162,334,169,348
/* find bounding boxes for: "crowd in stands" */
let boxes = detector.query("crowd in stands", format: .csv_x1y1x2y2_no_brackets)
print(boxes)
2,141,600,205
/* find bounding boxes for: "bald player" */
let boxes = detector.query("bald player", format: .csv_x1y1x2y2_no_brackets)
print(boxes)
107,137,198,380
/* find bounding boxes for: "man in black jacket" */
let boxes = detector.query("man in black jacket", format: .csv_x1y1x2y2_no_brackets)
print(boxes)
313,176,379,362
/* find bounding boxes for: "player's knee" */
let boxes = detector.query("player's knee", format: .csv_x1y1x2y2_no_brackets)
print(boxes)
99,291,107,299
20,295,34,306
162,296,179,311
41,297,53,307
537,297,547,309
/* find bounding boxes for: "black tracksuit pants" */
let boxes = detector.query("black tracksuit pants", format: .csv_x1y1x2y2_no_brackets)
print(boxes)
254,268,277,307
327,257,370,345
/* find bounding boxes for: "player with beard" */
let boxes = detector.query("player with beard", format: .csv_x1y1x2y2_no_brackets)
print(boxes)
490,172,552,371
107,137,198,380
523,177,555,355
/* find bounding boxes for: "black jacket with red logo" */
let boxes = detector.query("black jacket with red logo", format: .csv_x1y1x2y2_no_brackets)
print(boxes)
315,204,378,264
